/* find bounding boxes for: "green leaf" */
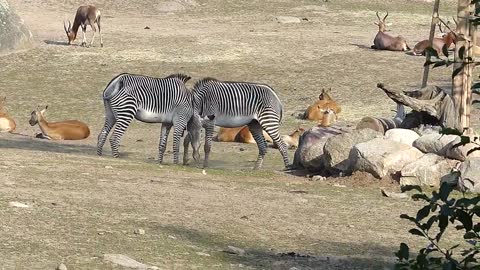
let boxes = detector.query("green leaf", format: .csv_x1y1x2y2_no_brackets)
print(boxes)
459,46,466,60
467,147,480,156
442,44,449,58
400,214,416,222
452,65,464,79
456,209,473,231
401,185,422,193
464,231,477,239
409,228,425,237
443,260,456,270
440,128,463,136
426,46,439,58
439,214,449,233
472,82,480,90
425,215,438,231
395,243,410,260
416,205,431,222
440,182,453,202
433,61,447,69
452,135,471,148
412,193,430,202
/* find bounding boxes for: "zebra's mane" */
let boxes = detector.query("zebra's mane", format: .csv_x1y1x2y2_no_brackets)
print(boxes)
166,73,191,83
192,77,218,91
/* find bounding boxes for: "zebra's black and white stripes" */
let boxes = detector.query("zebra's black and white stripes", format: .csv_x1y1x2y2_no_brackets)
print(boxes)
97,73,201,164
189,77,290,169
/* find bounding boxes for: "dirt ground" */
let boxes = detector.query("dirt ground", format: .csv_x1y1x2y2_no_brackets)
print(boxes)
0,0,473,269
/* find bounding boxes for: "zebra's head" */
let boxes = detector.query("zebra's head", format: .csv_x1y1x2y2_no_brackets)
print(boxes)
187,114,202,162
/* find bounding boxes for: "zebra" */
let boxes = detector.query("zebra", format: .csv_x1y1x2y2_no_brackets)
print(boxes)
97,73,202,165
185,77,290,169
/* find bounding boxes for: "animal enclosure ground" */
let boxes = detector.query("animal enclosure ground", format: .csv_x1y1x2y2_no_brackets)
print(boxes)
0,0,474,269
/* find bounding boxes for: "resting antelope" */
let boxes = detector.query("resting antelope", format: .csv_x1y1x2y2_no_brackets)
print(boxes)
413,22,456,56
356,103,405,134
0,96,16,133
319,108,337,127
303,88,341,121
371,11,410,51
64,5,103,47
272,127,305,149
29,106,90,140
216,126,273,144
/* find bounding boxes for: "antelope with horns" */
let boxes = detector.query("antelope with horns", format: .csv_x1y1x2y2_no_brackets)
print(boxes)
0,96,16,133
371,11,410,51
303,88,341,121
64,5,103,47
29,106,90,140
413,21,456,56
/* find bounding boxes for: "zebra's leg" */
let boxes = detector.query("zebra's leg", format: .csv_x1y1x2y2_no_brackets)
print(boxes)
109,111,135,158
202,120,215,168
97,107,116,156
258,111,290,168
183,133,190,165
172,121,187,165
248,121,268,170
158,123,172,164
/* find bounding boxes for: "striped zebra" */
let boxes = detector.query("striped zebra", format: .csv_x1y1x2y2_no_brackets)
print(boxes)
185,77,290,169
97,73,201,164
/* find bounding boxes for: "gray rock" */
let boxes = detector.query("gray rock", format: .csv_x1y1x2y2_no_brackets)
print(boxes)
56,263,67,270
293,126,343,171
134,229,145,235
323,128,382,173
400,153,459,187
225,245,246,256
0,0,32,52
103,254,149,269
445,137,480,161
458,158,480,193
385,128,420,146
275,16,301,24
349,138,423,178
413,133,458,156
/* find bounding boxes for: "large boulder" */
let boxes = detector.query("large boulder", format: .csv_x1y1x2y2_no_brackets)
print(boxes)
293,126,343,171
323,128,382,173
0,0,32,53
349,138,424,179
413,133,458,156
400,153,459,187
385,128,420,146
445,136,480,161
458,158,480,193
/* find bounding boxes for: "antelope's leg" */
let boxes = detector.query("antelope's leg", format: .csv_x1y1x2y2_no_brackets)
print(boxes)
90,22,97,46
81,24,87,46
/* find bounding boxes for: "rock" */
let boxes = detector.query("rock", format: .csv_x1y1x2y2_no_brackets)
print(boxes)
385,128,420,146
445,136,480,161
224,246,246,256
103,254,150,269
323,128,382,173
134,229,145,235
349,138,424,178
104,165,113,169
458,158,480,193
56,263,67,270
8,201,30,208
293,126,343,171
400,153,459,187
311,175,326,181
275,16,301,24
413,133,458,156
0,1,33,53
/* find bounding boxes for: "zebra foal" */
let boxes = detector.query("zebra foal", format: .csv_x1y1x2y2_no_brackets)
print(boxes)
186,77,290,169
97,73,201,164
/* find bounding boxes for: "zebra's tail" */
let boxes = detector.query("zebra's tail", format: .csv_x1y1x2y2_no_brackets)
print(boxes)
102,73,126,100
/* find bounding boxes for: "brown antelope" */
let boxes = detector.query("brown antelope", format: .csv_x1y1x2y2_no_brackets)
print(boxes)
216,126,273,144
413,22,456,56
29,106,90,140
304,88,341,121
277,127,305,149
64,5,103,47
319,108,337,127
356,103,405,134
371,11,410,51
0,96,16,133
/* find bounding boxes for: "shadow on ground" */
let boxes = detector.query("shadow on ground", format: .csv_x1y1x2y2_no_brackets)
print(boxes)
0,135,97,155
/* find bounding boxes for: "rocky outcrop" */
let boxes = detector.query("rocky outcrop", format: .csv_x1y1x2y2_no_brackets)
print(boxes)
0,0,32,53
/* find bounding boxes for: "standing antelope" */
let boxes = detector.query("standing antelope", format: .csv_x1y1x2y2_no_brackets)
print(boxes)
29,106,90,140
64,5,103,47
371,11,410,51
413,22,456,56
0,96,16,133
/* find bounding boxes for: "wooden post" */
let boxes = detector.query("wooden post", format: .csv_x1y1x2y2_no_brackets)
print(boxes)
452,0,472,131
421,0,441,88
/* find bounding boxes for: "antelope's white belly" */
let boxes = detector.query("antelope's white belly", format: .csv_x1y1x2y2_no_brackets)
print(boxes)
215,115,256,128
0,118,12,132
135,109,173,123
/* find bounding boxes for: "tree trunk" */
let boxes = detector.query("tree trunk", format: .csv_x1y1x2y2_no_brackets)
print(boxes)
421,0,441,88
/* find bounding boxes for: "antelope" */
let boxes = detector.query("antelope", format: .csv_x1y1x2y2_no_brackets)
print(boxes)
413,21,456,56
64,5,103,47
304,88,341,121
319,108,337,127
356,103,405,134
371,11,410,51
29,106,90,140
0,96,16,133
215,126,273,144
273,127,305,149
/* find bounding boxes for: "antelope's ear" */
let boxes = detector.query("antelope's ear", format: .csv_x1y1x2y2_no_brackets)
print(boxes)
374,22,379,26
40,105,48,114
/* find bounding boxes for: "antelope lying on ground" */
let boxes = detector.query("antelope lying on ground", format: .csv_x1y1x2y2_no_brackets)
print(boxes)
29,106,90,140
216,126,273,144
319,108,337,127
64,5,103,47
304,88,341,121
0,96,16,133
371,11,410,51
273,127,305,149
413,22,456,56
356,103,405,134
